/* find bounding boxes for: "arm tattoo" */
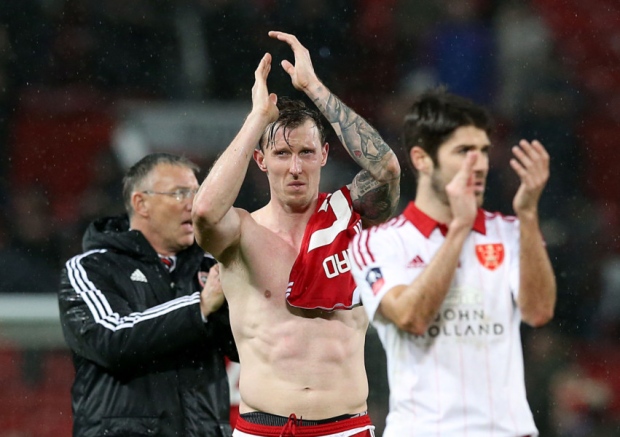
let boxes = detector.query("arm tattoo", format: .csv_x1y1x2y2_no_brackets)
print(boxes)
313,93,391,167
313,91,400,223
351,170,400,224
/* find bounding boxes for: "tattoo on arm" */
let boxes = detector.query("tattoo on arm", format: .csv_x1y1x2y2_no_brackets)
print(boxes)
313,93,391,167
312,91,400,223
351,170,400,224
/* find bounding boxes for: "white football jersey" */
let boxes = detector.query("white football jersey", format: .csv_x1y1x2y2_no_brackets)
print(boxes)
350,202,538,437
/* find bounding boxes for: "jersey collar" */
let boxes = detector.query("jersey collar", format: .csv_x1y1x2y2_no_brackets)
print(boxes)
403,201,486,238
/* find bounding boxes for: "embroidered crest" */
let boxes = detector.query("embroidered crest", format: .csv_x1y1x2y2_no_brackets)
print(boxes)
475,244,505,270
366,267,385,296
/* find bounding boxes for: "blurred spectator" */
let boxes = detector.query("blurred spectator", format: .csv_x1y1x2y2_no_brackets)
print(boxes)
595,254,620,340
0,21,12,207
346,0,399,118
88,0,179,97
514,57,583,215
0,186,61,293
509,57,594,338
75,149,125,225
0,1,51,208
199,0,274,100
541,196,604,339
58,148,126,261
46,0,98,87
522,325,574,437
413,0,497,106
551,361,616,437
494,0,553,119
0,0,52,88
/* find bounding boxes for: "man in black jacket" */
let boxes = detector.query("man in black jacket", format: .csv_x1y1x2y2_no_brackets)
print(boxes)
59,153,237,437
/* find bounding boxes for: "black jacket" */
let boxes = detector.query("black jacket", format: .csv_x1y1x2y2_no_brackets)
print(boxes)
58,216,237,437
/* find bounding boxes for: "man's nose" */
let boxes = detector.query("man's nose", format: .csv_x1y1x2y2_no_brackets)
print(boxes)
290,155,302,175
473,151,489,172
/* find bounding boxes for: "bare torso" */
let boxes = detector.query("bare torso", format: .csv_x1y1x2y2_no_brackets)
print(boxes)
221,208,369,419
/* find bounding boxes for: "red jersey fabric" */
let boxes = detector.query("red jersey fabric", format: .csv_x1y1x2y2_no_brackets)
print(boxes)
285,187,362,311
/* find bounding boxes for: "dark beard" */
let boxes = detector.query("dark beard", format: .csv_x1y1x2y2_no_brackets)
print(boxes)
430,169,485,208
430,170,450,206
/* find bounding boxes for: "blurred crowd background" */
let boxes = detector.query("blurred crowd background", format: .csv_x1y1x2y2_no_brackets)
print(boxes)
0,0,619,435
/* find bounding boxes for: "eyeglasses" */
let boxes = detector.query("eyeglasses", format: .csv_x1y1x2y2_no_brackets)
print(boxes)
142,188,199,202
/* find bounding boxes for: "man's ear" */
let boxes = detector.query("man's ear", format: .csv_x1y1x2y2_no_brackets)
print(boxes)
253,149,268,173
320,142,329,167
411,146,433,175
132,192,149,218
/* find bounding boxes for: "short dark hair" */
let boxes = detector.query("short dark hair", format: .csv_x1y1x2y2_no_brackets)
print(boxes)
403,87,492,175
122,153,199,216
259,97,326,150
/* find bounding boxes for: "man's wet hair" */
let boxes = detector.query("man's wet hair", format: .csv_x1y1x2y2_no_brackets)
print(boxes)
259,97,326,150
403,87,492,174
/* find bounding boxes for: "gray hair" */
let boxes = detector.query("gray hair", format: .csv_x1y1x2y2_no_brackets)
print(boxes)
122,153,199,216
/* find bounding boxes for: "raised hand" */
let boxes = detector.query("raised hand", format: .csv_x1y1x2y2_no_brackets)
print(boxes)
268,30,320,92
445,151,479,230
199,263,225,317
251,52,279,123
510,140,550,217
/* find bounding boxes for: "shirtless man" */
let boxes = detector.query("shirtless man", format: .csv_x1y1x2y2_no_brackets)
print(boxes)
192,31,400,437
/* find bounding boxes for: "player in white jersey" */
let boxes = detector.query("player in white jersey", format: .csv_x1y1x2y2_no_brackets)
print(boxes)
350,88,556,437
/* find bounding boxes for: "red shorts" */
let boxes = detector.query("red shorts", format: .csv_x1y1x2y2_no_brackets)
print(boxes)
232,413,375,437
